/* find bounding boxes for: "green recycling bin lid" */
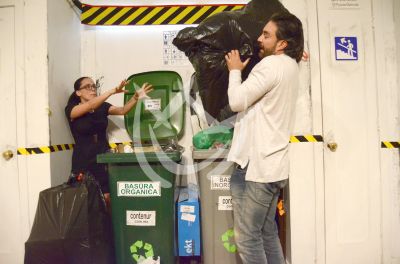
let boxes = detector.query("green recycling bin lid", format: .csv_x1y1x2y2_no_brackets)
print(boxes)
124,71,185,142
97,151,182,164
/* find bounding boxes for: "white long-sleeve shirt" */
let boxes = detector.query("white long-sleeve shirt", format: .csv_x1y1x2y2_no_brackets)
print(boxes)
227,54,299,183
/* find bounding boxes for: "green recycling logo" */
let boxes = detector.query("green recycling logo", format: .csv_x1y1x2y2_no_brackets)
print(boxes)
221,228,237,253
130,240,154,263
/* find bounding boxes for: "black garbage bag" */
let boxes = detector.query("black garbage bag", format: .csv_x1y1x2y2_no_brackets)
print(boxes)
24,173,114,264
173,0,288,122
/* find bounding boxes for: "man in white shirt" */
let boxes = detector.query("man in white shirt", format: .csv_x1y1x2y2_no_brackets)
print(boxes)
225,12,304,264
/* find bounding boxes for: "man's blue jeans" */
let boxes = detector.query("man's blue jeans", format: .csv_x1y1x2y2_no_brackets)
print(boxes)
230,165,287,264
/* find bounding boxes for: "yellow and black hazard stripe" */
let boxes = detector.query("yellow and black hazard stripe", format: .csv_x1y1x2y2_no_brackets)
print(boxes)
17,142,132,155
16,138,400,154
81,4,245,26
381,141,400,148
18,144,75,155
17,136,324,155
290,135,323,143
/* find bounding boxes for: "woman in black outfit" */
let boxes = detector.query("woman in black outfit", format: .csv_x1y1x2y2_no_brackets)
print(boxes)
65,76,152,201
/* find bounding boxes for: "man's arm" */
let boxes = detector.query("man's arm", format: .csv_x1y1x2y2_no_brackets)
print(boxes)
225,50,277,112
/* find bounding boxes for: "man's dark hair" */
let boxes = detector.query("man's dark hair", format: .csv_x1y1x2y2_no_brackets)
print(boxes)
269,12,304,63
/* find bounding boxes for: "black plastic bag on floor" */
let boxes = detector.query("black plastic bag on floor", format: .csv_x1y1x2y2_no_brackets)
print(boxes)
173,0,287,122
24,173,114,264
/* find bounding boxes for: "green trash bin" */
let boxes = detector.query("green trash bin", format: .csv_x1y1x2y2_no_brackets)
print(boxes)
124,71,185,142
97,152,181,264
98,71,185,264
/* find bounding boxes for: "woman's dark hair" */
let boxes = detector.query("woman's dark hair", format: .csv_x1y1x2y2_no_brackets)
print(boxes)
67,76,89,106
269,12,304,63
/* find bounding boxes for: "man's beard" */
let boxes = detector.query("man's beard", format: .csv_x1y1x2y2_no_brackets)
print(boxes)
258,43,278,58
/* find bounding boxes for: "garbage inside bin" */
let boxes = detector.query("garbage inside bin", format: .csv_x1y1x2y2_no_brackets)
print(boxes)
193,125,233,149
24,173,114,264
173,0,288,122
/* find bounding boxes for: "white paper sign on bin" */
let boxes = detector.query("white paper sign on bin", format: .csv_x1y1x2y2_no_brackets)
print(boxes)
211,175,231,190
218,196,233,211
126,210,156,226
117,181,161,197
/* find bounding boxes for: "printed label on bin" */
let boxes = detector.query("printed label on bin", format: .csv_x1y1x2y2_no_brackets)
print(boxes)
221,228,237,253
211,175,231,190
218,196,233,211
181,213,196,222
130,240,161,263
127,210,156,226
180,205,195,213
144,99,161,111
184,239,194,254
117,181,161,197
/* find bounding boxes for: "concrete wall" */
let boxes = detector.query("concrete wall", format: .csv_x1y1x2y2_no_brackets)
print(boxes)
47,0,81,186
396,0,400,115
281,0,321,263
13,0,80,247
13,0,51,233
375,0,400,262
286,0,400,263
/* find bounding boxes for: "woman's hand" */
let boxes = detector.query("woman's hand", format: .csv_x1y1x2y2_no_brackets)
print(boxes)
108,82,154,115
113,79,130,94
134,82,154,100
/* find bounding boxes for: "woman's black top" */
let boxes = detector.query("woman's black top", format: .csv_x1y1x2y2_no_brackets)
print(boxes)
65,102,112,192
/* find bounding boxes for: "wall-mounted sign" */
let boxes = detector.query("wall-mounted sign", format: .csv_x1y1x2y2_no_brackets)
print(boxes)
334,36,358,61
331,0,360,9
163,31,188,66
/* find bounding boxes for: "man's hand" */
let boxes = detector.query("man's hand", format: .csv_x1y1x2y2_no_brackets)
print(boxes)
225,50,250,71
302,51,309,61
